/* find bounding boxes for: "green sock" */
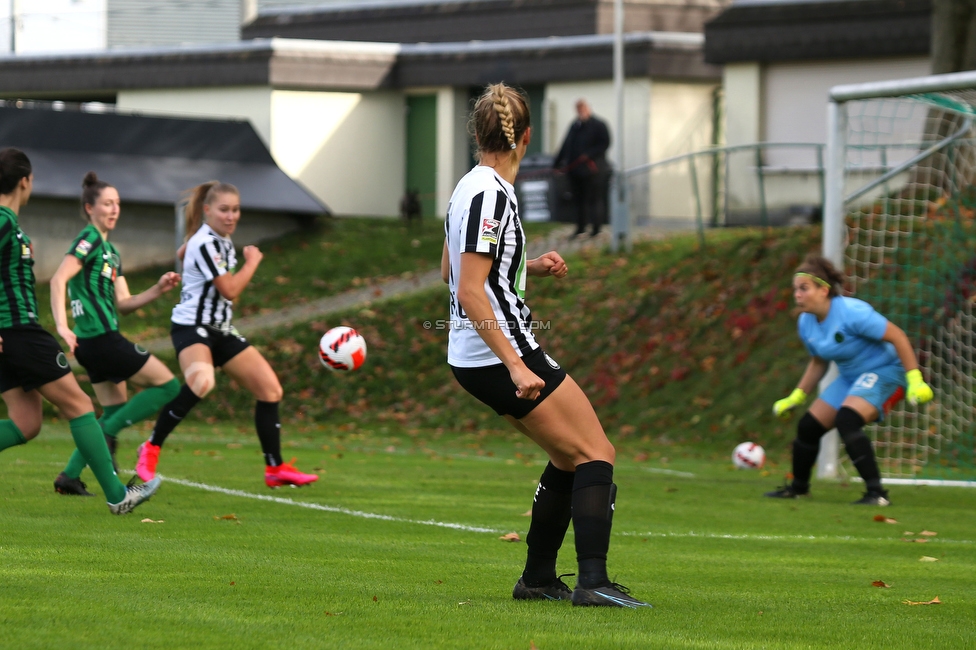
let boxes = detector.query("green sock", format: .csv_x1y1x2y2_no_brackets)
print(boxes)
101,379,180,438
69,412,125,503
63,404,125,479
98,403,125,429
0,420,26,452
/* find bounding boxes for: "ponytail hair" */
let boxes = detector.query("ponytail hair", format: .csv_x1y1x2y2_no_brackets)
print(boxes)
183,180,239,239
795,255,846,297
469,83,531,166
81,171,112,221
0,148,32,195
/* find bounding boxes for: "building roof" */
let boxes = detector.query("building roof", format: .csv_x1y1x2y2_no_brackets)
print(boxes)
0,34,717,97
704,0,931,64
0,103,327,215
244,0,725,43
396,32,716,86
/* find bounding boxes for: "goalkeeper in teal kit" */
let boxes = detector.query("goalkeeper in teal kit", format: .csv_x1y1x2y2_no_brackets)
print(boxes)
766,255,934,505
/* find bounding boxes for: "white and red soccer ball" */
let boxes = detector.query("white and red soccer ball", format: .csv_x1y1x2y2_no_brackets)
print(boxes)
319,326,367,371
732,442,765,469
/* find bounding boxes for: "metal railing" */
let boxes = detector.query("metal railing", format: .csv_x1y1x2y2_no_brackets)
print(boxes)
618,140,960,249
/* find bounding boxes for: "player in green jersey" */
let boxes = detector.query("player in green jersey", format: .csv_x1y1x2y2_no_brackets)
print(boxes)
50,172,181,496
0,149,160,514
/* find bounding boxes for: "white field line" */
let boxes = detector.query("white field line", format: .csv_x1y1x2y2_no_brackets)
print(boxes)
159,474,502,534
617,531,974,545
640,467,696,478
162,475,974,545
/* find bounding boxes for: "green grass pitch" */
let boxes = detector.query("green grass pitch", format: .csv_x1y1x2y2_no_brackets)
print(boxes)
2,425,974,649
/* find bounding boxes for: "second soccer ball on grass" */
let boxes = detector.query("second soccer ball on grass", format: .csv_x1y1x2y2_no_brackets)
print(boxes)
319,326,367,371
732,442,765,469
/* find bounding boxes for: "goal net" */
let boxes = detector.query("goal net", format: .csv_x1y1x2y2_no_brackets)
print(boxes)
823,71,976,485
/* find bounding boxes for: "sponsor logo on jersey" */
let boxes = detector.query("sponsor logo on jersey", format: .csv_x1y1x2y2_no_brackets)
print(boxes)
835,331,845,343
75,240,93,256
21,244,31,259
214,253,227,270
101,263,116,281
481,218,500,244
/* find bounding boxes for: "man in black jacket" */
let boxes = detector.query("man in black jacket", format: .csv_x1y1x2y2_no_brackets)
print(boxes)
554,99,611,237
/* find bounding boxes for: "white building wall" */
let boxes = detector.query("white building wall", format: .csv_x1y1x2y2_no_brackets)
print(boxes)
118,86,405,217
763,56,930,166
117,86,274,144
270,90,405,217
648,81,717,220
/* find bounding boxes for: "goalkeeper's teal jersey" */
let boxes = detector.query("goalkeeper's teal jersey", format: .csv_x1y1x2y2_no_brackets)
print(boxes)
67,224,122,338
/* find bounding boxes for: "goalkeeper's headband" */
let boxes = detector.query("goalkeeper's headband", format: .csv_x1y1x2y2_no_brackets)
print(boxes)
794,272,831,289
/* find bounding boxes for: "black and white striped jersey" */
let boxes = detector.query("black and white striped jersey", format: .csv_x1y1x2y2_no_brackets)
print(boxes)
445,165,538,367
172,223,237,327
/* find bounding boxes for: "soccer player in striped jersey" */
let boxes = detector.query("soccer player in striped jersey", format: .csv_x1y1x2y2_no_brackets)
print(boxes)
49,172,181,496
767,255,934,505
0,149,159,514
134,181,317,488
443,84,650,608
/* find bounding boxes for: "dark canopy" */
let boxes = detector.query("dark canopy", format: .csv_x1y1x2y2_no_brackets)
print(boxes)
0,104,327,215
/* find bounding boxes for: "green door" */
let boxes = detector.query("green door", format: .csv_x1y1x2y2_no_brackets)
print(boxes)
405,95,438,218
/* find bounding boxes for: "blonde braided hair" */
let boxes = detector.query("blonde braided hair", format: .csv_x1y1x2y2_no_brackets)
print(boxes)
469,83,530,165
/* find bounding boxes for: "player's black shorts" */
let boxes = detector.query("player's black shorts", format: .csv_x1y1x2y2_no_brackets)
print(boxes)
0,324,72,393
75,330,151,384
451,347,567,419
171,323,250,368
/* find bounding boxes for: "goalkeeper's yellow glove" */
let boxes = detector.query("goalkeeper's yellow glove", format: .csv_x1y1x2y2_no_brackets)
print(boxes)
772,388,807,420
906,369,933,406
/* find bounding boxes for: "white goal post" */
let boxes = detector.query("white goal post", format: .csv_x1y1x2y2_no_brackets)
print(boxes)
820,71,976,486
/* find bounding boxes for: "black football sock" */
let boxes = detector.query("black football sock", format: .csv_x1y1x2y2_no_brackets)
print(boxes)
149,384,201,447
836,407,883,492
791,413,828,493
521,462,575,587
572,460,616,589
256,401,283,467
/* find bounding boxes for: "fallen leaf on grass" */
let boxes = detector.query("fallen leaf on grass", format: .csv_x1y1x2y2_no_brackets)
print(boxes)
903,531,914,536
665,487,679,493
530,642,539,650
872,580,891,588
457,600,471,606
215,514,239,521
323,611,343,617
873,515,898,524
919,556,939,562
372,595,378,602
919,530,938,536
903,597,941,606
434,580,443,585
140,518,164,524
499,532,522,542
229,582,235,586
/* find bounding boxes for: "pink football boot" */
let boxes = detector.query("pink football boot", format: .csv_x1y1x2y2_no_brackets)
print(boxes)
265,458,319,488
135,441,161,482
